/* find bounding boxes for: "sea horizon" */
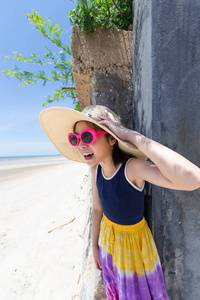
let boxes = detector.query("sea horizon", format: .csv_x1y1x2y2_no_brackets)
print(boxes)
0,154,62,160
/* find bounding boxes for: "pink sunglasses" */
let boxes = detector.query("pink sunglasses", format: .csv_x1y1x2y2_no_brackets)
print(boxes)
68,128,108,147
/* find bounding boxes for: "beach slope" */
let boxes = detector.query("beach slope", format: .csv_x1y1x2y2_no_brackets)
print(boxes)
0,157,89,300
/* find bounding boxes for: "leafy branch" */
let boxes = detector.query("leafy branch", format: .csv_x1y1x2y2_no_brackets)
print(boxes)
110,0,126,17
3,9,80,110
25,9,69,52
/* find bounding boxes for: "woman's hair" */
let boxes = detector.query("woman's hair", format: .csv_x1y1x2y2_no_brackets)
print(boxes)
107,135,134,166
74,120,134,165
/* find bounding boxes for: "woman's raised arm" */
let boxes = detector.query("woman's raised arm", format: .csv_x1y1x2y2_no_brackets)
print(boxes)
126,131,200,191
99,111,200,191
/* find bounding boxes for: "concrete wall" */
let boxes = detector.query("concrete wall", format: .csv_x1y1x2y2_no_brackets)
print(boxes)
133,1,200,299
71,28,133,110
90,74,133,129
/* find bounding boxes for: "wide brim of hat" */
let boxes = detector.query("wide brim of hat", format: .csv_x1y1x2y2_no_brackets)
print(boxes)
39,107,147,163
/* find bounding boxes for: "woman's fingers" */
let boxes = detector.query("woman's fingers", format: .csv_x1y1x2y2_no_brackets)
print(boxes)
94,258,102,271
105,110,120,123
98,114,109,122
98,111,120,124
97,111,128,140
105,110,115,122
93,246,102,271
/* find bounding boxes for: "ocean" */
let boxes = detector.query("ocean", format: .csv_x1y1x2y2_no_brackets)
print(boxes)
0,155,68,183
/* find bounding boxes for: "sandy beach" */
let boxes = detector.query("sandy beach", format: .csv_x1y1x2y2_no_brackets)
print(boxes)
0,156,89,300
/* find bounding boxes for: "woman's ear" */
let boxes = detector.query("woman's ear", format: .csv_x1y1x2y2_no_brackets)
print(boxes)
108,135,116,146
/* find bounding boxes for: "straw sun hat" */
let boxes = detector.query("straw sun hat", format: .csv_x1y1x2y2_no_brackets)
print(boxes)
39,105,146,163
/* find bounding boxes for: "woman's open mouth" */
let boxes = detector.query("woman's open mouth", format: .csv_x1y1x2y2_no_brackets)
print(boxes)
83,153,94,160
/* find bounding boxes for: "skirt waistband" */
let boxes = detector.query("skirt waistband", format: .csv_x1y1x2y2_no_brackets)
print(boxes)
103,214,146,231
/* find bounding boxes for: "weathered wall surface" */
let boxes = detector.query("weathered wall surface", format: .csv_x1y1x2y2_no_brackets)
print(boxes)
90,74,133,129
133,1,200,299
132,0,153,229
71,28,133,111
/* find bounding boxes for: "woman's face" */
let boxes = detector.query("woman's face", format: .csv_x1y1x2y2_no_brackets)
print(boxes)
74,121,114,167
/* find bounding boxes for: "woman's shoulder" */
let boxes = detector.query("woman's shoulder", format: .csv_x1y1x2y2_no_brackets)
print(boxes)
126,157,147,169
125,158,146,189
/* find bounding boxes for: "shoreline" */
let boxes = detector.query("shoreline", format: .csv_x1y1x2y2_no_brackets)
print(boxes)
0,155,74,184
0,155,68,170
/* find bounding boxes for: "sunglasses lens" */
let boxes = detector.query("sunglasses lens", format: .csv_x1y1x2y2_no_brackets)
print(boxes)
82,131,93,144
69,135,78,146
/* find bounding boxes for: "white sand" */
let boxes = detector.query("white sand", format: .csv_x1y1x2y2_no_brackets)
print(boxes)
0,157,89,300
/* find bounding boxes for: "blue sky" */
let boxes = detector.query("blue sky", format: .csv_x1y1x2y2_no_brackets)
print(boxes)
0,0,77,157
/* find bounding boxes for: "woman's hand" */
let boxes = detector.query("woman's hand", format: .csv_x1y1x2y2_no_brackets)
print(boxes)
93,245,102,271
98,110,130,141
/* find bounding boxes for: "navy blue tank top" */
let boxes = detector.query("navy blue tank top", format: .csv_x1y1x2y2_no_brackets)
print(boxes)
96,160,145,225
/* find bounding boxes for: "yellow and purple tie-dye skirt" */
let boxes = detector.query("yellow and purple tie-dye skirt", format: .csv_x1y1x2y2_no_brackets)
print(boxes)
99,215,169,300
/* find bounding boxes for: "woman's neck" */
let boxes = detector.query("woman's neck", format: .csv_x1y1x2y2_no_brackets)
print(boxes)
100,158,120,178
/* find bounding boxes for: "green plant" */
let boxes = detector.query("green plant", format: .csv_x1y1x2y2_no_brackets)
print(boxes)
3,1,133,109
3,9,80,110
68,0,133,34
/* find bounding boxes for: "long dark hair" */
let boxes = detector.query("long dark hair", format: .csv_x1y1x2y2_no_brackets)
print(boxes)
108,137,134,166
